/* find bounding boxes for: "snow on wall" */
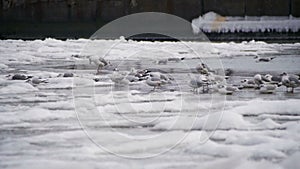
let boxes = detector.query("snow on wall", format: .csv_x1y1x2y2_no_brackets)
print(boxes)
192,12,300,33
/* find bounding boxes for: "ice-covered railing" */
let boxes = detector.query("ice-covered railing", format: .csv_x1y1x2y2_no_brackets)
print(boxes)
192,12,300,33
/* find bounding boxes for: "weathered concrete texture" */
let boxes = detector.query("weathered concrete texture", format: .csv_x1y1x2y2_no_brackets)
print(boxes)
245,0,290,16
97,0,125,22
172,0,202,21
263,0,289,16
1,0,300,39
292,0,300,17
128,0,168,13
1,0,98,22
97,0,192,22
203,0,245,16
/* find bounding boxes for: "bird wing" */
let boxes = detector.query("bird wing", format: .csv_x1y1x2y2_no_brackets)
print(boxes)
98,57,108,66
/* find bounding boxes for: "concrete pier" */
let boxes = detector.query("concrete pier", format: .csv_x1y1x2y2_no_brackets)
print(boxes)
1,0,300,40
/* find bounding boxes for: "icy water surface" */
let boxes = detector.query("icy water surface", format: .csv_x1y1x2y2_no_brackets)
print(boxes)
0,39,300,168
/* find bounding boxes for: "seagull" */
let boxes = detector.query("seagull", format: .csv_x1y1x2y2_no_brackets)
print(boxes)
254,56,276,62
254,74,264,87
63,72,74,77
11,74,32,80
145,77,168,91
149,72,172,83
167,57,185,62
155,59,168,65
196,62,212,75
241,79,256,88
129,68,150,80
280,72,300,93
264,74,282,85
217,85,234,95
224,85,239,92
88,56,110,74
188,74,209,93
225,68,234,76
109,71,129,86
259,83,277,94
57,72,74,78
26,77,48,86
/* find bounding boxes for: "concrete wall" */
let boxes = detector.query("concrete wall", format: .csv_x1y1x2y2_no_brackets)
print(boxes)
0,0,299,39
245,0,290,16
2,0,298,22
292,0,300,16
203,0,245,16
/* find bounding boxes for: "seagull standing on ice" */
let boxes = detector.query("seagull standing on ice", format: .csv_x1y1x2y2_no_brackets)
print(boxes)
149,72,172,83
88,56,110,74
188,74,209,93
145,72,171,91
145,77,167,91
254,74,264,87
280,72,300,93
109,71,129,86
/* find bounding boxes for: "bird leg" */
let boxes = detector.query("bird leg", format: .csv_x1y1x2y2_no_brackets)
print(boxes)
97,65,101,74
152,86,156,91
202,84,209,93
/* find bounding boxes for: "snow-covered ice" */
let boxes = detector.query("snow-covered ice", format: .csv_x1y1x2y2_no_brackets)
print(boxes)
0,38,299,168
192,12,300,33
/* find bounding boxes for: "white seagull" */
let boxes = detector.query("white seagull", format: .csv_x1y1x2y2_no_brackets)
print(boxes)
281,72,300,93
188,74,209,93
259,83,277,94
264,74,282,85
88,56,110,74
145,77,168,91
254,74,264,87
109,71,129,86
241,79,256,88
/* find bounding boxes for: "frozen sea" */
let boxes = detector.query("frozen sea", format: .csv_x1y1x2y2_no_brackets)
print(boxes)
0,38,300,169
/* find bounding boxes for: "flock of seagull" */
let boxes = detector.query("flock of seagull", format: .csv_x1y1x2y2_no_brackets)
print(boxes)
6,55,299,95
88,55,300,94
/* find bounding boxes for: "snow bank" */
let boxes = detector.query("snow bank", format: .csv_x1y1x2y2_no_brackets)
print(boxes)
153,99,291,131
192,12,300,33
154,111,282,131
0,108,74,124
281,152,300,169
234,99,300,116
0,82,38,94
